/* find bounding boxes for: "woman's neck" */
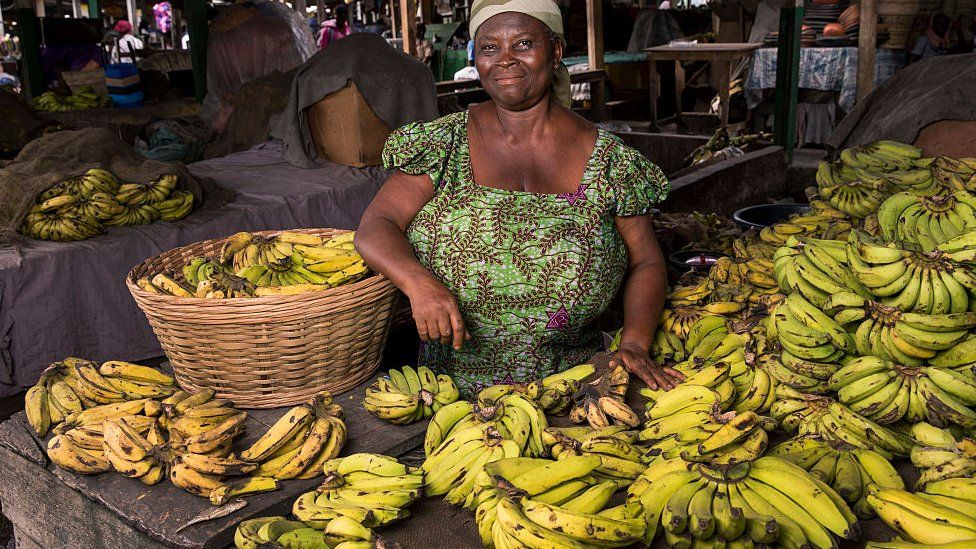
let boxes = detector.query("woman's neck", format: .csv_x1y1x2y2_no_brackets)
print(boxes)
491,96,554,141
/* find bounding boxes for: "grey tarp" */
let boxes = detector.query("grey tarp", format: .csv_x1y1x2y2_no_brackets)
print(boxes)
270,32,440,169
826,53,976,152
0,141,388,397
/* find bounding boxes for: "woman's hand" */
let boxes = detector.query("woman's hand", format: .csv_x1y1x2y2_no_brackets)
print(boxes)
405,275,470,350
610,342,684,390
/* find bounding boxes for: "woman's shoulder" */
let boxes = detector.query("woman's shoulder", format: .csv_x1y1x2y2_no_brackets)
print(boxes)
388,112,467,144
383,112,467,177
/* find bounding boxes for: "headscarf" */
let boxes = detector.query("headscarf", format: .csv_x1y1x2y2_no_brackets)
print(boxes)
114,20,133,35
469,0,571,108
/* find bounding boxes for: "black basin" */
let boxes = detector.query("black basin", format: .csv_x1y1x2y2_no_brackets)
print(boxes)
733,203,811,230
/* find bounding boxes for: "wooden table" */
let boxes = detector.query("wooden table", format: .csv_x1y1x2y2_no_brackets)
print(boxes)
644,43,762,131
0,372,427,549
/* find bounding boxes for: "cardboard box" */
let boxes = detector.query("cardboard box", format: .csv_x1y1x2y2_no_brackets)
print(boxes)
308,80,390,168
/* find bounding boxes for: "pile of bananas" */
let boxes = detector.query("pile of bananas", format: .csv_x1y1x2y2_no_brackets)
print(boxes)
828,356,976,427
665,278,757,316
770,293,856,363
867,482,976,547
628,455,857,548
817,141,931,217
931,155,976,191
30,87,111,111
25,357,176,436
470,455,646,548
239,394,346,481
21,169,193,241
235,453,418,549
767,436,904,518
137,231,367,298
877,191,976,251
363,366,459,424
908,422,976,487
758,207,853,246
523,363,595,416
543,426,646,487
566,365,641,429
421,391,547,503
641,385,773,467
773,235,863,308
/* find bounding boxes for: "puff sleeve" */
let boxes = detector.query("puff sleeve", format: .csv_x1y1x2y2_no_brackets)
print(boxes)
609,144,671,217
382,114,461,190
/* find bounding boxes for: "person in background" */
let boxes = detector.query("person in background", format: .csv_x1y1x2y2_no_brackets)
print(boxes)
153,2,172,48
949,14,976,54
415,22,434,65
318,4,352,49
110,20,144,63
910,13,951,63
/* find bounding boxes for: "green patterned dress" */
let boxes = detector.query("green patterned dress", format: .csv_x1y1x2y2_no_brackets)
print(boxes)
383,111,669,396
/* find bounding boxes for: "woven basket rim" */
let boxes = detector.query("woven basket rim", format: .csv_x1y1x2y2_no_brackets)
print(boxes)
126,228,392,304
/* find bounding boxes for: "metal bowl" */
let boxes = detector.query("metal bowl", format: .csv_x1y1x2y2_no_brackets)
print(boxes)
732,203,811,231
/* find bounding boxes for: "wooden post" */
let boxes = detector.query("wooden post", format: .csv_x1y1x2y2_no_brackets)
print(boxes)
125,0,137,27
401,0,417,56
172,7,183,50
185,0,208,102
16,0,43,97
421,0,433,23
33,0,44,16
773,0,802,161
390,0,398,39
72,0,81,18
856,0,877,102
586,0,606,120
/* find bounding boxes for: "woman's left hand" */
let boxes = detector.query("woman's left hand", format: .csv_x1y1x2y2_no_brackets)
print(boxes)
610,342,685,391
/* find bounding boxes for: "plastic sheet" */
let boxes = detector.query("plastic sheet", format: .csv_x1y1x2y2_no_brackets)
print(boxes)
200,1,316,133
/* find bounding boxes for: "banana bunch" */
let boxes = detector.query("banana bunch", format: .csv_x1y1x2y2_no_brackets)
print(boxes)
828,356,976,427
114,174,178,206
668,278,756,315
155,190,195,222
775,385,914,457
363,365,459,424
877,191,976,251
937,228,976,263
730,351,779,413
421,392,547,503
523,363,595,415
30,87,110,111
761,349,836,394
767,436,904,518
471,455,645,549
235,454,419,549
840,140,925,171
773,235,865,309
544,426,646,486
46,410,159,476
38,169,119,200
566,365,639,428
771,293,855,365
240,392,346,481
20,202,105,241
650,326,686,364
731,236,779,261
627,456,857,548
908,422,976,487
26,357,178,436
817,160,890,218
661,306,722,340
932,154,976,191
101,416,171,486
221,231,365,287
102,203,161,227
867,483,976,546
759,208,853,246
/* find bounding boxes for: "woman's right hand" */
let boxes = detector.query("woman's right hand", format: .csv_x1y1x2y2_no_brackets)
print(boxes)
405,275,470,350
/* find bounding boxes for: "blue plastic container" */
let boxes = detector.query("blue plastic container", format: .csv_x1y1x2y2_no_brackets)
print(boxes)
105,63,138,79
110,90,144,109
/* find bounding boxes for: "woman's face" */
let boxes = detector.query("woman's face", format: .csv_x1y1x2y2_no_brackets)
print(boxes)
474,13,562,111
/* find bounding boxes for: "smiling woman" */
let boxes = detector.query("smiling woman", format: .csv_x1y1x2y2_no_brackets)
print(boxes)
354,0,681,396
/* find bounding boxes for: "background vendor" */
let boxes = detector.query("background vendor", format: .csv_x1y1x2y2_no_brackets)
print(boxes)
356,0,682,396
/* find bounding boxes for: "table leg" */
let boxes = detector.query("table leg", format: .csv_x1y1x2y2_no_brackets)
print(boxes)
674,60,684,123
716,59,731,127
648,57,660,132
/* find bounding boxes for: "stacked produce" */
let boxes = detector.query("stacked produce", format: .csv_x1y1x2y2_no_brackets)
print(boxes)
543,425,646,487
908,422,976,486
25,357,344,504
524,363,595,416
363,366,460,424
235,453,418,549
137,231,367,298
21,169,193,241
867,482,976,547
566,365,643,429
767,436,904,517
31,87,111,111
467,455,646,548
421,390,549,504
628,456,857,547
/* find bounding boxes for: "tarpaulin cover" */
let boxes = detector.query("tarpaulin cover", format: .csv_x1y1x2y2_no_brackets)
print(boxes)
826,53,976,152
0,141,387,397
270,32,440,169
200,1,316,134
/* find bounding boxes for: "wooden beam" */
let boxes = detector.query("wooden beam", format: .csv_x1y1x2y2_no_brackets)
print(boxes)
185,0,208,102
390,0,398,39
773,0,802,161
856,0,877,102
125,0,137,27
586,0,606,120
401,0,417,57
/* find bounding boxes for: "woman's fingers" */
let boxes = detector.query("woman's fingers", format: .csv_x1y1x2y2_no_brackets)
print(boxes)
435,313,452,345
449,309,467,350
662,367,686,381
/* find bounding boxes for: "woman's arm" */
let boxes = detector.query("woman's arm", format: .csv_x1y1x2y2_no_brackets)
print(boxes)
609,214,684,390
355,171,470,350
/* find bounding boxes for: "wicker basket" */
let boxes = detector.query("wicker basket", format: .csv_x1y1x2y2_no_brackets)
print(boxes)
127,229,396,408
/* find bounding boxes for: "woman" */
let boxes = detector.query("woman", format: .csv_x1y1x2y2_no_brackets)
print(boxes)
355,0,681,396
318,5,351,50
110,20,144,64
910,13,951,63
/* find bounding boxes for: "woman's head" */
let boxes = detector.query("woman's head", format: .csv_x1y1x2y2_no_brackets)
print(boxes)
469,0,567,111
335,4,349,25
114,20,133,35
932,13,950,35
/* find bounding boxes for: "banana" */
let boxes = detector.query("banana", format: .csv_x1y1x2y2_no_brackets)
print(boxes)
241,405,313,461
210,476,279,506
520,497,645,545
47,434,110,474
868,487,976,544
